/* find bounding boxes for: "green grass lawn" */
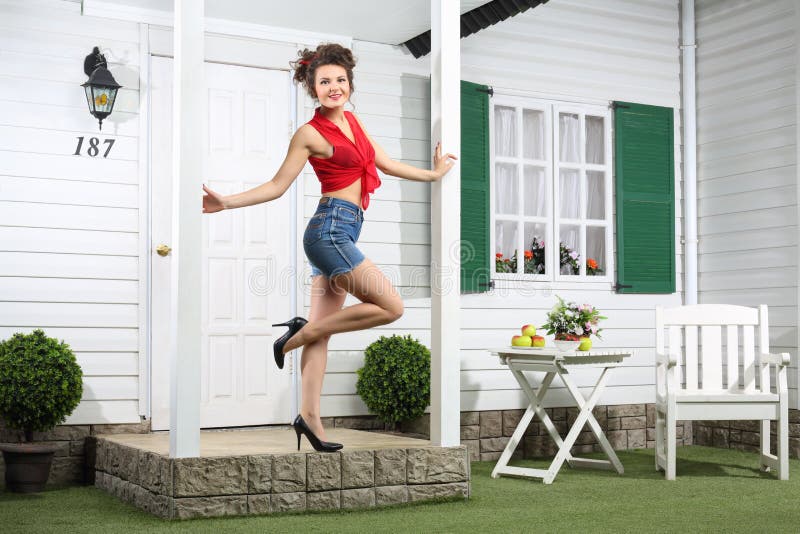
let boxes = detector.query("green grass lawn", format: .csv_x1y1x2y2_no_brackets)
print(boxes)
1,446,798,533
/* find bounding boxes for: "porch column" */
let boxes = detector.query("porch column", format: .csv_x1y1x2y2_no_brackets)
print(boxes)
430,0,461,447
169,0,204,458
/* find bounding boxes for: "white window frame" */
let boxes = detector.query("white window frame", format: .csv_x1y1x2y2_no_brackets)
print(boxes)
489,96,614,284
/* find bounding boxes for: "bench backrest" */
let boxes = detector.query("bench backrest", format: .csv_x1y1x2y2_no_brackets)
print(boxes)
655,304,770,393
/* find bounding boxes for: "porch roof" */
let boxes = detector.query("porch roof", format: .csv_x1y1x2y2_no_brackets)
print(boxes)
82,0,492,46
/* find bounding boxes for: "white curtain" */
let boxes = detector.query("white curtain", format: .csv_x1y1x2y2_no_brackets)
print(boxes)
586,226,606,273
523,109,545,160
585,116,604,164
495,163,517,214
586,170,605,220
495,220,518,262
559,113,580,162
494,106,547,266
558,112,605,275
583,119,606,275
494,106,516,157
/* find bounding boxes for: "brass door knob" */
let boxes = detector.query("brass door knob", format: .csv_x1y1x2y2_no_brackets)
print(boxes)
156,244,172,257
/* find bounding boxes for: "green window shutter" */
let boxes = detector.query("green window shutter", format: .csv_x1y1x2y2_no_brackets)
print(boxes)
460,80,491,293
614,101,675,294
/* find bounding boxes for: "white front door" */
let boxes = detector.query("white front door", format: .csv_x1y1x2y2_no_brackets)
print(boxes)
149,56,294,430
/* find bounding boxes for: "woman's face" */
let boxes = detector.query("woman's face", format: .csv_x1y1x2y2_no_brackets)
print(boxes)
314,64,350,109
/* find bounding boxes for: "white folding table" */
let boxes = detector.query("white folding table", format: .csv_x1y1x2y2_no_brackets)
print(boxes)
489,347,632,484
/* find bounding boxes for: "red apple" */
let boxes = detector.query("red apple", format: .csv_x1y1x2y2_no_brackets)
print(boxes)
521,324,537,337
511,335,532,347
532,335,545,347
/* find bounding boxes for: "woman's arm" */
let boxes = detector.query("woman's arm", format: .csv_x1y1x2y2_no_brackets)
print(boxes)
203,128,313,213
353,115,457,183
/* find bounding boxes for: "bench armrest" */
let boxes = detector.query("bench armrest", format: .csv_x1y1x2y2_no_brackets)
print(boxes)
655,351,678,367
759,352,790,367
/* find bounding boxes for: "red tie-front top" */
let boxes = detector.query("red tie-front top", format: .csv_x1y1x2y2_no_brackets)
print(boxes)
307,108,381,210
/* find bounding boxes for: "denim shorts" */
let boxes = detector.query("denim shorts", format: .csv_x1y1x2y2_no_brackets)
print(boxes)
304,196,365,278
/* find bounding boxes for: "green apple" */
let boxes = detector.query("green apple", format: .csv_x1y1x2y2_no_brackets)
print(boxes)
521,324,537,337
578,337,592,351
511,335,532,347
532,335,545,347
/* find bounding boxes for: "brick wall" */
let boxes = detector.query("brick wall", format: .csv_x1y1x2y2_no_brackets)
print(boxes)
0,419,150,488
460,404,692,461
334,403,693,462
693,409,800,458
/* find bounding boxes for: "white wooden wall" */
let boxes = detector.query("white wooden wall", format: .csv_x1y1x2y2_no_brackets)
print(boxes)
316,0,685,416
0,0,143,423
695,0,799,407
0,0,691,424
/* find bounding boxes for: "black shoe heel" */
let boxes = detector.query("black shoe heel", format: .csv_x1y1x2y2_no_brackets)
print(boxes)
272,317,308,369
292,415,342,453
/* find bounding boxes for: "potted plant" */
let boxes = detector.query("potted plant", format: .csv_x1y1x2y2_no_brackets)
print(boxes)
541,296,606,351
356,335,430,429
0,330,83,492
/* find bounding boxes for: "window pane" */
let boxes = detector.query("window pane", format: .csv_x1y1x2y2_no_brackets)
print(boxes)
559,169,580,219
523,166,546,217
523,109,545,160
587,171,605,220
495,163,518,215
586,226,606,276
559,225,580,275
559,113,580,162
495,220,519,273
494,106,517,157
585,116,605,164
524,222,546,274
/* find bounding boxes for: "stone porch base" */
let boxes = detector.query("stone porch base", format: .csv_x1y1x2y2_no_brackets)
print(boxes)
93,428,469,519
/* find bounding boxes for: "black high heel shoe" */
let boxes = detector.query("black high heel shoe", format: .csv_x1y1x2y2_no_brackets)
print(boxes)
272,317,308,369
293,414,343,452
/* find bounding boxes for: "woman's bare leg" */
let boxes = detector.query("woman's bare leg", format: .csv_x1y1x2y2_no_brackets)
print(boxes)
283,259,403,353
300,274,347,441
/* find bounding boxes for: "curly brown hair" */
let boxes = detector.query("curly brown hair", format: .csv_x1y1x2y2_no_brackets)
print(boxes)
291,43,356,99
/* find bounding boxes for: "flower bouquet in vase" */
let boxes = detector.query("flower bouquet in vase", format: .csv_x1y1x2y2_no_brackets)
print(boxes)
542,296,606,352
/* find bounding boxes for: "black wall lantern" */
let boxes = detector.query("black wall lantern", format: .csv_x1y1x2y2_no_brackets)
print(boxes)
81,46,121,130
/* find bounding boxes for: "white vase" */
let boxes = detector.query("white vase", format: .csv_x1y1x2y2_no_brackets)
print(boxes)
554,340,581,352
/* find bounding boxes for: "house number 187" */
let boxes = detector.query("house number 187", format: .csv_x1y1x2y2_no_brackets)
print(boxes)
74,136,115,158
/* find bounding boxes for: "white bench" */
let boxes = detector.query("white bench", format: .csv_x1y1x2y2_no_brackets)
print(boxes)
654,304,789,480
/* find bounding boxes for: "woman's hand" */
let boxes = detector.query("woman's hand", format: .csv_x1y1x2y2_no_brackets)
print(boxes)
202,184,226,213
431,142,457,181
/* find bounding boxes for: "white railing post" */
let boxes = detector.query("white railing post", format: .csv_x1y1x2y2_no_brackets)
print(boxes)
169,0,204,458
430,0,461,447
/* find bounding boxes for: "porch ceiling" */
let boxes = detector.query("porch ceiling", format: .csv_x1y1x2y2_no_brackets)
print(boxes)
86,0,492,45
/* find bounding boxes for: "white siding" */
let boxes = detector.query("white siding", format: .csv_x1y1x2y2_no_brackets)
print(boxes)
0,0,142,424
695,0,799,407
2,0,691,423
319,0,684,416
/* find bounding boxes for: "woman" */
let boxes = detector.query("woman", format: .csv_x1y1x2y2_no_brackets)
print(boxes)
203,43,456,452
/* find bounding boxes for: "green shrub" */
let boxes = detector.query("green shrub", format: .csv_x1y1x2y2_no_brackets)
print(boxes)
0,330,83,441
356,335,430,425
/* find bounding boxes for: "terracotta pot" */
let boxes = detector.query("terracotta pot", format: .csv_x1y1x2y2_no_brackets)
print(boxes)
0,442,59,493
